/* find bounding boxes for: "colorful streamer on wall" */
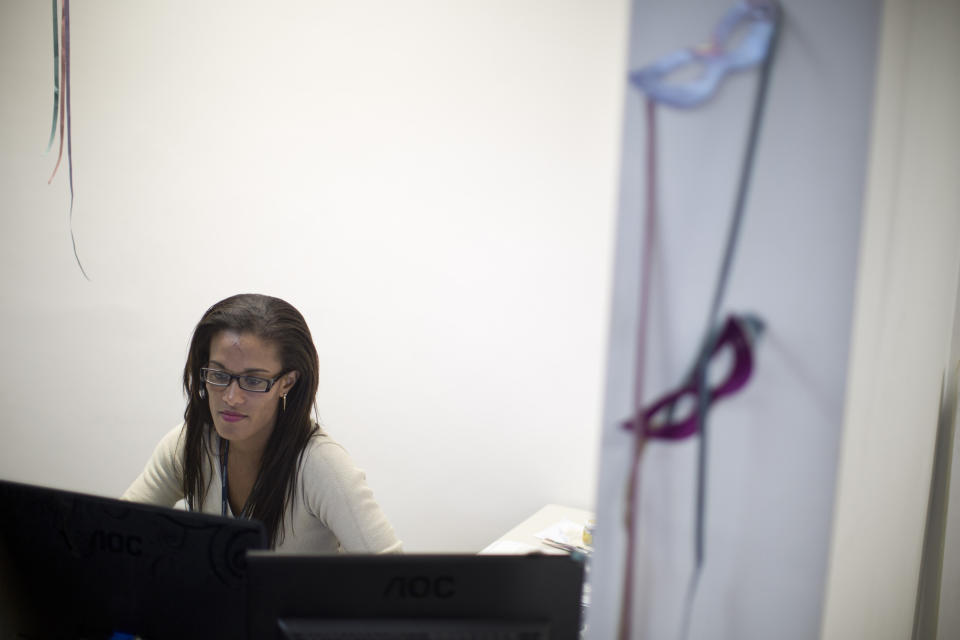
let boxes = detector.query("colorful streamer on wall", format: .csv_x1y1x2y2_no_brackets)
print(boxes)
46,0,88,280
617,1,781,638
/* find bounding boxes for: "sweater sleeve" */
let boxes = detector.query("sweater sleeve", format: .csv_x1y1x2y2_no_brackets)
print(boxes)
121,424,186,507
300,435,402,554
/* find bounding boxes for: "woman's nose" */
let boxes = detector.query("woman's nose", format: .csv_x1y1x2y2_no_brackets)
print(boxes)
223,379,243,403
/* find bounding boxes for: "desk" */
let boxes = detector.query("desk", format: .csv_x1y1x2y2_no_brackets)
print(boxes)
480,504,594,555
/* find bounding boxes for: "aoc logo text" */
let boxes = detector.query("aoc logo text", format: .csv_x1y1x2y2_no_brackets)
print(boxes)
91,529,142,556
382,575,455,599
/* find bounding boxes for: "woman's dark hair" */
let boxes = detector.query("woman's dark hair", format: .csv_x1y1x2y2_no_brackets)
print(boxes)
181,293,319,548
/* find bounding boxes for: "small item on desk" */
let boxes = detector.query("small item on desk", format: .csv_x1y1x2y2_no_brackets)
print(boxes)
479,539,540,555
541,538,582,554
582,518,595,549
534,519,592,555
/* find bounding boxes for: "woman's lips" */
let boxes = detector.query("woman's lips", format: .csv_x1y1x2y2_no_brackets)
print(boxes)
220,411,245,423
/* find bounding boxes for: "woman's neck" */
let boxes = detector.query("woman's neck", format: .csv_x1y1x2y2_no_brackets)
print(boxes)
226,438,266,471
222,419,274,468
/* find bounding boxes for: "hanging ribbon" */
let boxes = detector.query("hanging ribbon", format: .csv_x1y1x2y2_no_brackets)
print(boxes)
47,0,66,183
45,0,60,152
616,2,781,638
617,95,660,640
46,0,88,280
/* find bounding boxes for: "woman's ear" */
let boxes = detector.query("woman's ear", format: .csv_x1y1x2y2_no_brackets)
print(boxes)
282,371,300,393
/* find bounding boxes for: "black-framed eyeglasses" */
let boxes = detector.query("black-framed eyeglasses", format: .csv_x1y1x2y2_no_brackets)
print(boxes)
200,367,285,393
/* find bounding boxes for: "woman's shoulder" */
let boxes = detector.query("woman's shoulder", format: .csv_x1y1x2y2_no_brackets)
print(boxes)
155,422,219,470
302,422,347,456
158,421,214,450
154,422,187,454
299,423,358,476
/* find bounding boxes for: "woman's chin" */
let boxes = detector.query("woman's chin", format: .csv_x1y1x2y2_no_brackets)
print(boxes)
211,418,238,440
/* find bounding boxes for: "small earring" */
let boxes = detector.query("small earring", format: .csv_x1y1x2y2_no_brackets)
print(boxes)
281,394,287,412
199,387,207,400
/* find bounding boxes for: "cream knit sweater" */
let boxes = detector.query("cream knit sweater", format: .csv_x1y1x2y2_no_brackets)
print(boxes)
122,423,402,554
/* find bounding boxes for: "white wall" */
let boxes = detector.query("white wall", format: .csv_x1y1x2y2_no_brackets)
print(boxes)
589,1,882,638
0,0,629,552
820,0,960,637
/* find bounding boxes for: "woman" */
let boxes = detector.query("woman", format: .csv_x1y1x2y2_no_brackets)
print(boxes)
123,293,401,553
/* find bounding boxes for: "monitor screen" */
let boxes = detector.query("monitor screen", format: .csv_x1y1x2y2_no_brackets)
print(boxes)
245,552,585,640
0,478,266,640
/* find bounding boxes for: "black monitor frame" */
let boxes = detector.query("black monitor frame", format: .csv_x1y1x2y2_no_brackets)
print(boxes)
245,551,585,640
0,478,266,640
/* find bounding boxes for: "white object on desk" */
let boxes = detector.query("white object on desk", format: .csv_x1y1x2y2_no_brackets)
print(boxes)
480,504,594,555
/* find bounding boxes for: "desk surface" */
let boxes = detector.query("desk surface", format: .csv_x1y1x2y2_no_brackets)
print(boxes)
480,504,594,555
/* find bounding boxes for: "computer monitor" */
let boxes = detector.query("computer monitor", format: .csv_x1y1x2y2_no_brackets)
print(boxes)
0,478,266,640
245,552,585,640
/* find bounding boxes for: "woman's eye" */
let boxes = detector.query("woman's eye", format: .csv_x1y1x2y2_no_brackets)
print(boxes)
241,376,266,389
